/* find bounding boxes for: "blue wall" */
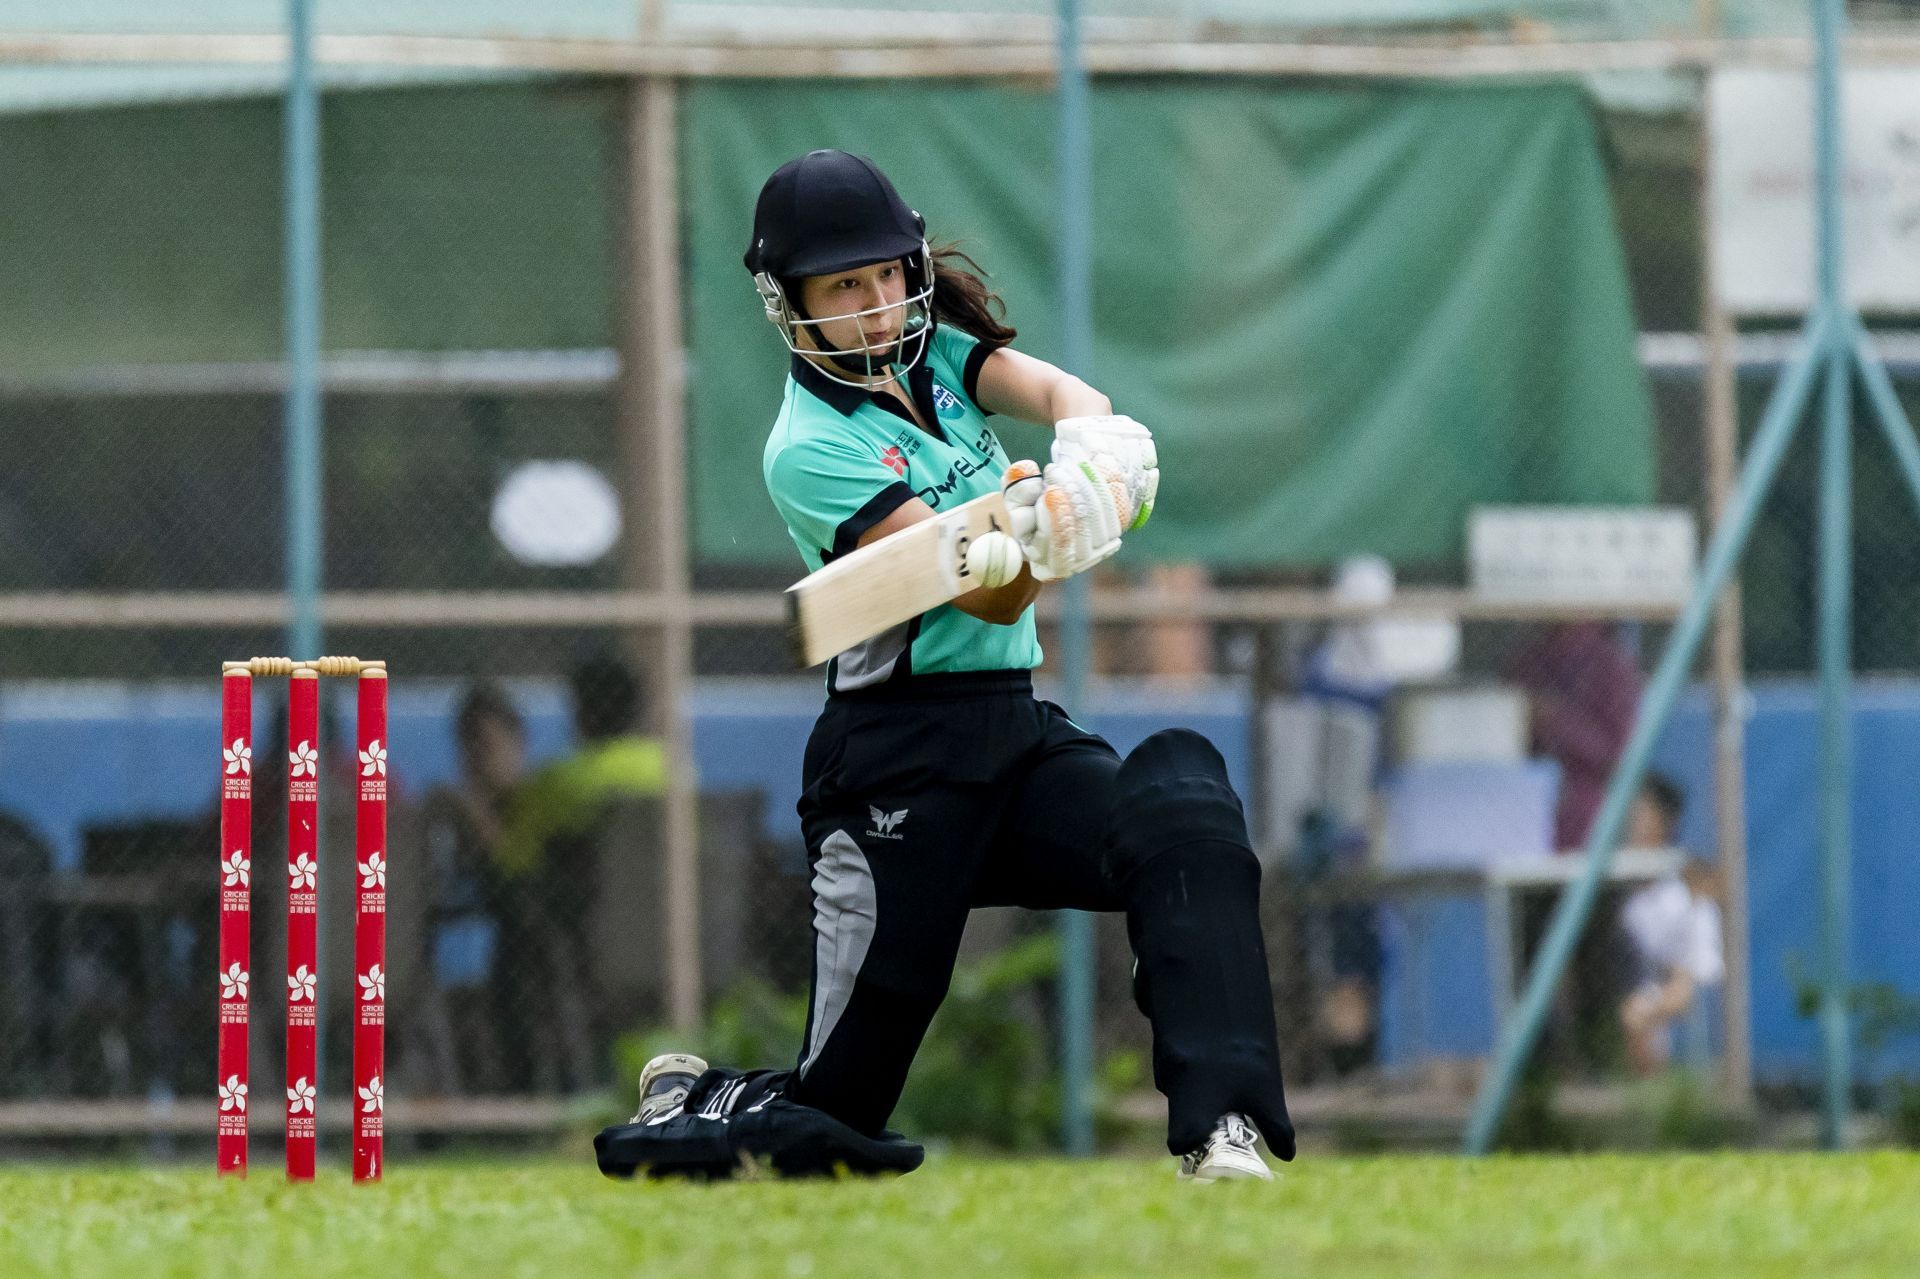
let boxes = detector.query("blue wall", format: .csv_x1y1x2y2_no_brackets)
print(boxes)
4,676,1915,1085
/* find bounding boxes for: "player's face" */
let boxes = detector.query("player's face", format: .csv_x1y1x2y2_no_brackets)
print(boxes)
796,261,908,358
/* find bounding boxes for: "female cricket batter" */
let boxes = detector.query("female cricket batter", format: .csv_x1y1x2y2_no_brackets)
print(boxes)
634,149,1293,1181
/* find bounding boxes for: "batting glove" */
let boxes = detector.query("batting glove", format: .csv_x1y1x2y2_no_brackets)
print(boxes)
1002,457,1127,582
1052,414,1159,530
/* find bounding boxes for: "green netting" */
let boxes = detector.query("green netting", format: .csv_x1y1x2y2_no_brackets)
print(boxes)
0,77,1652,571
0,82,618,374
683,78,1654,568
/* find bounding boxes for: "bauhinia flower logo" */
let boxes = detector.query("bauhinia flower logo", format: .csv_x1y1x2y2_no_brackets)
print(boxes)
219,962,249,1001
287,964,317,1003
289,852,317,892
359,851,386,890
221,851,250,889
287,1077,316,1115
359,963,385,1003
218,1074,248,1113
223,738,252,776
358,1075,384,1114
288,740,318,778
359,739,387,778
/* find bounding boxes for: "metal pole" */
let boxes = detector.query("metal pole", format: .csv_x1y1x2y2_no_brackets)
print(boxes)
1698,71,1755,1108
1811,0,1852,1150
1055,0,1096,1158
1463,315,1830,1154
284,0,323,664
616,79,702,1031
281,0,325,1111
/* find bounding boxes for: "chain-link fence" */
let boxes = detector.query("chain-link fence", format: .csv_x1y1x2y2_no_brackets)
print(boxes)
5,5,1920,1161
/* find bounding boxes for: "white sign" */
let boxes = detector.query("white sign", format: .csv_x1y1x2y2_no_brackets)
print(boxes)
490,460,622,567
1709,67,1920,315
1469,506,1696,608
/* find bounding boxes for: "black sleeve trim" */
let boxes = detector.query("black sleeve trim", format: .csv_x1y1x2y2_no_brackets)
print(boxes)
962,340,998,417
827,480,916,561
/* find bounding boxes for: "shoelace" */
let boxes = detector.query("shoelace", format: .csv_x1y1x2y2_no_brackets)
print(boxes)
1219,1115,1257,1149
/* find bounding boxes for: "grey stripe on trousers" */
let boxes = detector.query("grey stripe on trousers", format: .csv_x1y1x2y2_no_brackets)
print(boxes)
800,829,877,1077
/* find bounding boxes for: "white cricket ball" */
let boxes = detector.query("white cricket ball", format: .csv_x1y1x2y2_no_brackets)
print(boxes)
966,530,1025,589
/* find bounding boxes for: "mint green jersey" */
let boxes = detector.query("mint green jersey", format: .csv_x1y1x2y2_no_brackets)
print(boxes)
763,323,1043,693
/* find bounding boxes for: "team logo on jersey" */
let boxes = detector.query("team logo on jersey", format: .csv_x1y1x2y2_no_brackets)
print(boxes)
881,446,908,476
867,806,909,839
931,381,965,421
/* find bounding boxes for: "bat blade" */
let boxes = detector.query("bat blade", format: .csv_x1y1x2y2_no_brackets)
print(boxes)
786,492,1012,669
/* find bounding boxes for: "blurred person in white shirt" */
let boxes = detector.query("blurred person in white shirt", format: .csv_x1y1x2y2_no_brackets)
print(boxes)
1616,773,1725,1076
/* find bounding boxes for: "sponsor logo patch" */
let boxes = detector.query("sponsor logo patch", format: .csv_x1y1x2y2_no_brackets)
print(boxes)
931,381,965,420
867,806,909,840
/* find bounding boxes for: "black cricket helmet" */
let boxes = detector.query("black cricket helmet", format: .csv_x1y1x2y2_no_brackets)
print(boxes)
745,149,934,387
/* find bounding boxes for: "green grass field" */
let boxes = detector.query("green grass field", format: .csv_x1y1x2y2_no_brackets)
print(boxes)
4,1153,1917,1278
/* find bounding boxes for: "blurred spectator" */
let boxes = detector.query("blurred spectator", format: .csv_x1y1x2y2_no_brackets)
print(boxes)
494,652,671,1092
1296,555,1458,1076
1507,622,1643,851
415,683,527,1094
1297,557,1397,1076
1617,774,1724,1076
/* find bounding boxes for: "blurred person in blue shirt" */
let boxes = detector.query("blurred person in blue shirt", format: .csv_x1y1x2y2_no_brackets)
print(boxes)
417,682,527,1094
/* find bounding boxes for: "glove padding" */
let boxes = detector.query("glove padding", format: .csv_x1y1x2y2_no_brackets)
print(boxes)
1002,457,1126,582
1052,414,1159,530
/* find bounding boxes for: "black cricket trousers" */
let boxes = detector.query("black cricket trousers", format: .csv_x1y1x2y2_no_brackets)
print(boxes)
711,669,1293,1159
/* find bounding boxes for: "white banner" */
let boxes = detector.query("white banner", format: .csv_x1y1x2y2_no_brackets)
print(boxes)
1709,68,1920,316
1469,506,1697,608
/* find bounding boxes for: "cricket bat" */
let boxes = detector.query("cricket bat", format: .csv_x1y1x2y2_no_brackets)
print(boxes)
786,491,1011,669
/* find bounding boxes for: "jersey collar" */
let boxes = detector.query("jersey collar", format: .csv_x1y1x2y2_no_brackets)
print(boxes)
790,352,949,443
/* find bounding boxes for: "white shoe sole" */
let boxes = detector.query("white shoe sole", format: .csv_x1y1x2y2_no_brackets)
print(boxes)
1178,1151,1275,1183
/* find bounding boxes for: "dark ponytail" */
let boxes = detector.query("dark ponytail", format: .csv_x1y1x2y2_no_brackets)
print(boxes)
929,240,1016,347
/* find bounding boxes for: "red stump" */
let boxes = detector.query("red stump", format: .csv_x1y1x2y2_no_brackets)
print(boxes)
285,668,321,1180
353,668,388,1182
217,669,253,1175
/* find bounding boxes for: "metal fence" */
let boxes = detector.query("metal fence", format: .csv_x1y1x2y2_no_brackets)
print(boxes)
4,7,1920,1159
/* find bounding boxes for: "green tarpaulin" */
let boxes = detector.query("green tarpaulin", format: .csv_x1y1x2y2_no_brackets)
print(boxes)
0,78,1651,577
683,79,1654,568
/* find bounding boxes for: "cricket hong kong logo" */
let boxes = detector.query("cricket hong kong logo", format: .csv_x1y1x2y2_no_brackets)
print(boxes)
287,964,318,1028
881,445,908,476
359,1074,385,1140
359,739,388,802
866,806,909,840
222,737,251,800
287,1076,318,1141
288,852,318,919
359,963,386,1028
220,851,251,916
288,739,319,804
358,851,387,916
218,962,250,1023
217,1074,248,1136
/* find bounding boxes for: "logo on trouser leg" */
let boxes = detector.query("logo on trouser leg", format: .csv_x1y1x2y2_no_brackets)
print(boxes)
866,806,908,839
